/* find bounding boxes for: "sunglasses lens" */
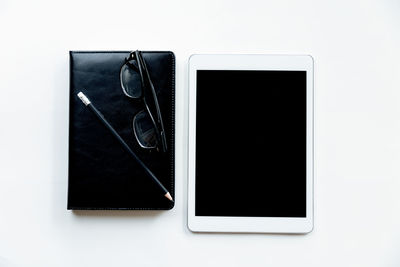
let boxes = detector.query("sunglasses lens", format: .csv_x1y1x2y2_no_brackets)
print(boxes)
133,110,157,148
120,60,142,98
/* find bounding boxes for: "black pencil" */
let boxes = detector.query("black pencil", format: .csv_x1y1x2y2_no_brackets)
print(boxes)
77,91,173,202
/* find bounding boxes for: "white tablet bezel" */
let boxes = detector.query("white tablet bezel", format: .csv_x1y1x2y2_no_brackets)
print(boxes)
187,54,314,233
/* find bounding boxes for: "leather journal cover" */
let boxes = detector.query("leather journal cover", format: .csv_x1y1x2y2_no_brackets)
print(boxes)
68,51,175,210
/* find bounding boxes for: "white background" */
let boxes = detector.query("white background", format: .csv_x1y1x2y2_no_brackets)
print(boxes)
0,0,399,266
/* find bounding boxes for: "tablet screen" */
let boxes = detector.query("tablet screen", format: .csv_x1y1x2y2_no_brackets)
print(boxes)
195,70,307,217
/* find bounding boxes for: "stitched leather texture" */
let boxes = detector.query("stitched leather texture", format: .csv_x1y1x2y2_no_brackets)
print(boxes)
68,51,175,210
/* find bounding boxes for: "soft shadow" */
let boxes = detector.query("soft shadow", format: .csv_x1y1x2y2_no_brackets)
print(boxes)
72,209,164,218
178,54,190,234
50,52,70,223
190,231,313,236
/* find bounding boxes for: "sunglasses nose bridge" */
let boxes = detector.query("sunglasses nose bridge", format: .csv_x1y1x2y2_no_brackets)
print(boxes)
128,51,136,60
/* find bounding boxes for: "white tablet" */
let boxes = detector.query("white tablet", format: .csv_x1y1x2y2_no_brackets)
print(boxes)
187,54,314,233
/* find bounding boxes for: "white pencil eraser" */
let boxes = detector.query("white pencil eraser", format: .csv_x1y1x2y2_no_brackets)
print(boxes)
77,92,91,106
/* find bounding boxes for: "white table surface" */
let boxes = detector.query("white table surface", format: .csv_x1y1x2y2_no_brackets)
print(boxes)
0,0,399,266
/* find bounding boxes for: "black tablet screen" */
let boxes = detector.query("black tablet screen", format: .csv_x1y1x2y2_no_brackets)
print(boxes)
195,70,307,217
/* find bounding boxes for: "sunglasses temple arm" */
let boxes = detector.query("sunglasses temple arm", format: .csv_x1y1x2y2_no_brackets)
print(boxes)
139,52,168,152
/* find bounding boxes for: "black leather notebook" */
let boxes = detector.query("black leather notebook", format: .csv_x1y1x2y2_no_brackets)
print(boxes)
68,51,175,210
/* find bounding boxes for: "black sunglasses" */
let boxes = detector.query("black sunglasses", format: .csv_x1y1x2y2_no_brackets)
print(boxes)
120,50,167,153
